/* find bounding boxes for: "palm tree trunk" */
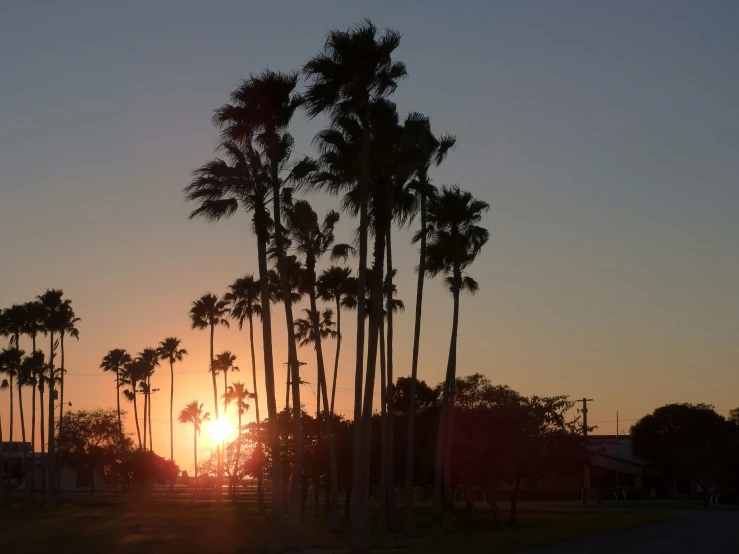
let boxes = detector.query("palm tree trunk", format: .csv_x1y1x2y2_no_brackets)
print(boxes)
255,209,284,552
330,297,342,416
308,274,340,530
148,377,153,452
378,316,389,534
351,115,371,551
272,176,302,547
132,392,142,449
405,189,427,534
194,426,198,479
143,383,148,451
247,314,265,513
47,331,56,504
385,221,397,529
8,373,13,453
235,410,242,499
116,370,122,436
0,408,4,504
209,323,222,502
361,212,387,533
433,280,460,531
30,367,36,502
17,376,28,498
169,361,174,462
39,381,45,505
57,332,66,500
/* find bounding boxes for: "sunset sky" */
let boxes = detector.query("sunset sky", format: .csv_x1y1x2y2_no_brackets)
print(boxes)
2,1,738,472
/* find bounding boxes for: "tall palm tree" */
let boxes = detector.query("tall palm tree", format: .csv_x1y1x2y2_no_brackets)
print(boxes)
225,274,266,511
157,338,188,464
100,349,132,436
58,302,80,446
426,186,489,529
37,288,67,504
189,293,229,496
215,70,306,545
2,305,26,448
139,348,160,452
316,266,353,415
121,358,147,449
304,22,407,546
185,137,285,536
223,381,251,493
21,300,45,499
294,308,337,415
178,401,210,480
402,114,456,532
213,350,239,418
283,198,352,529
21,349,44,501
16,351,35,501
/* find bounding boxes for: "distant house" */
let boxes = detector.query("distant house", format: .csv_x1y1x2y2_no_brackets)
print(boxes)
1,441,104,492
588,435,660,493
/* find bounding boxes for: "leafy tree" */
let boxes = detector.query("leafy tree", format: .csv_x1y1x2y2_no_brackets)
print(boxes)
157,338,188,463
631,403,731,496
56,409,131,494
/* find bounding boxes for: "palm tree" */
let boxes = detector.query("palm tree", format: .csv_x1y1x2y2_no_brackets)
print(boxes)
224,274,266,511
139,348,160,452
426,186,489,529
304,22,407,547
157,338,188,464
1,305,26,448
185,136,285,534
100,349,132,436
293,308,337,415
178,401,210,480
316,266,353,415
223,382,251,493
21,349,44,501
215,70,306,546
37,288,67,503
58,302,80,446
213,351,239,418
189,293,229,496
21,300,45,499
16,351,36,501
121,358,147,449
402,114,456,532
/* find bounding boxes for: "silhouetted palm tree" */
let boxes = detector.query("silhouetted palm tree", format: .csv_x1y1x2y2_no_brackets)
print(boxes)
185,135,283,520
215,70,306,545
316,266,353,415
122,358,147,449
21,349,44,501
189,293,229,495
224,274,265,511
157,338,187,464
213,351,239,419
426,186,489,528
1,305,26,448
100,349,132,436
58,302,80,445
36,288,68,504
402,114,456,532
138,348,160,452
178,401,210,480
304,22,407,546
223,381,251,493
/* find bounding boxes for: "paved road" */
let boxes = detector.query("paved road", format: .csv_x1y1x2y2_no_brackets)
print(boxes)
527,510,739,554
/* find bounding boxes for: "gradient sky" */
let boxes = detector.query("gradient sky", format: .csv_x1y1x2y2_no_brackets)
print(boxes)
2,1,738,472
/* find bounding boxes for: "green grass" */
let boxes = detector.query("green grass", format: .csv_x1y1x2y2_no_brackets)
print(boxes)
0,496,663,553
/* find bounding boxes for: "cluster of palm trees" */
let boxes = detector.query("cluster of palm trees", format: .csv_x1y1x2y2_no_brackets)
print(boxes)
182,19,489,550
0,289,79,505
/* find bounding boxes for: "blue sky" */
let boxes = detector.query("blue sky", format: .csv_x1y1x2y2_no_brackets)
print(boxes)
1,1,738,468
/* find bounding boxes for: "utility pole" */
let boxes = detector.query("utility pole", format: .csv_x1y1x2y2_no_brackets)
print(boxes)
578,398,593,505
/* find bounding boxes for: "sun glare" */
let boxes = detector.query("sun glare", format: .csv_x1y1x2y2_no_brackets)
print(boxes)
208,418,232,444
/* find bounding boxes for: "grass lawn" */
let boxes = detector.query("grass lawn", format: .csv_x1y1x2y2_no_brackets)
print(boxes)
0,495,663,553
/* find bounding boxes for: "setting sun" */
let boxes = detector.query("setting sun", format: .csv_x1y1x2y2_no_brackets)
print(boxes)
208,418,232,444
